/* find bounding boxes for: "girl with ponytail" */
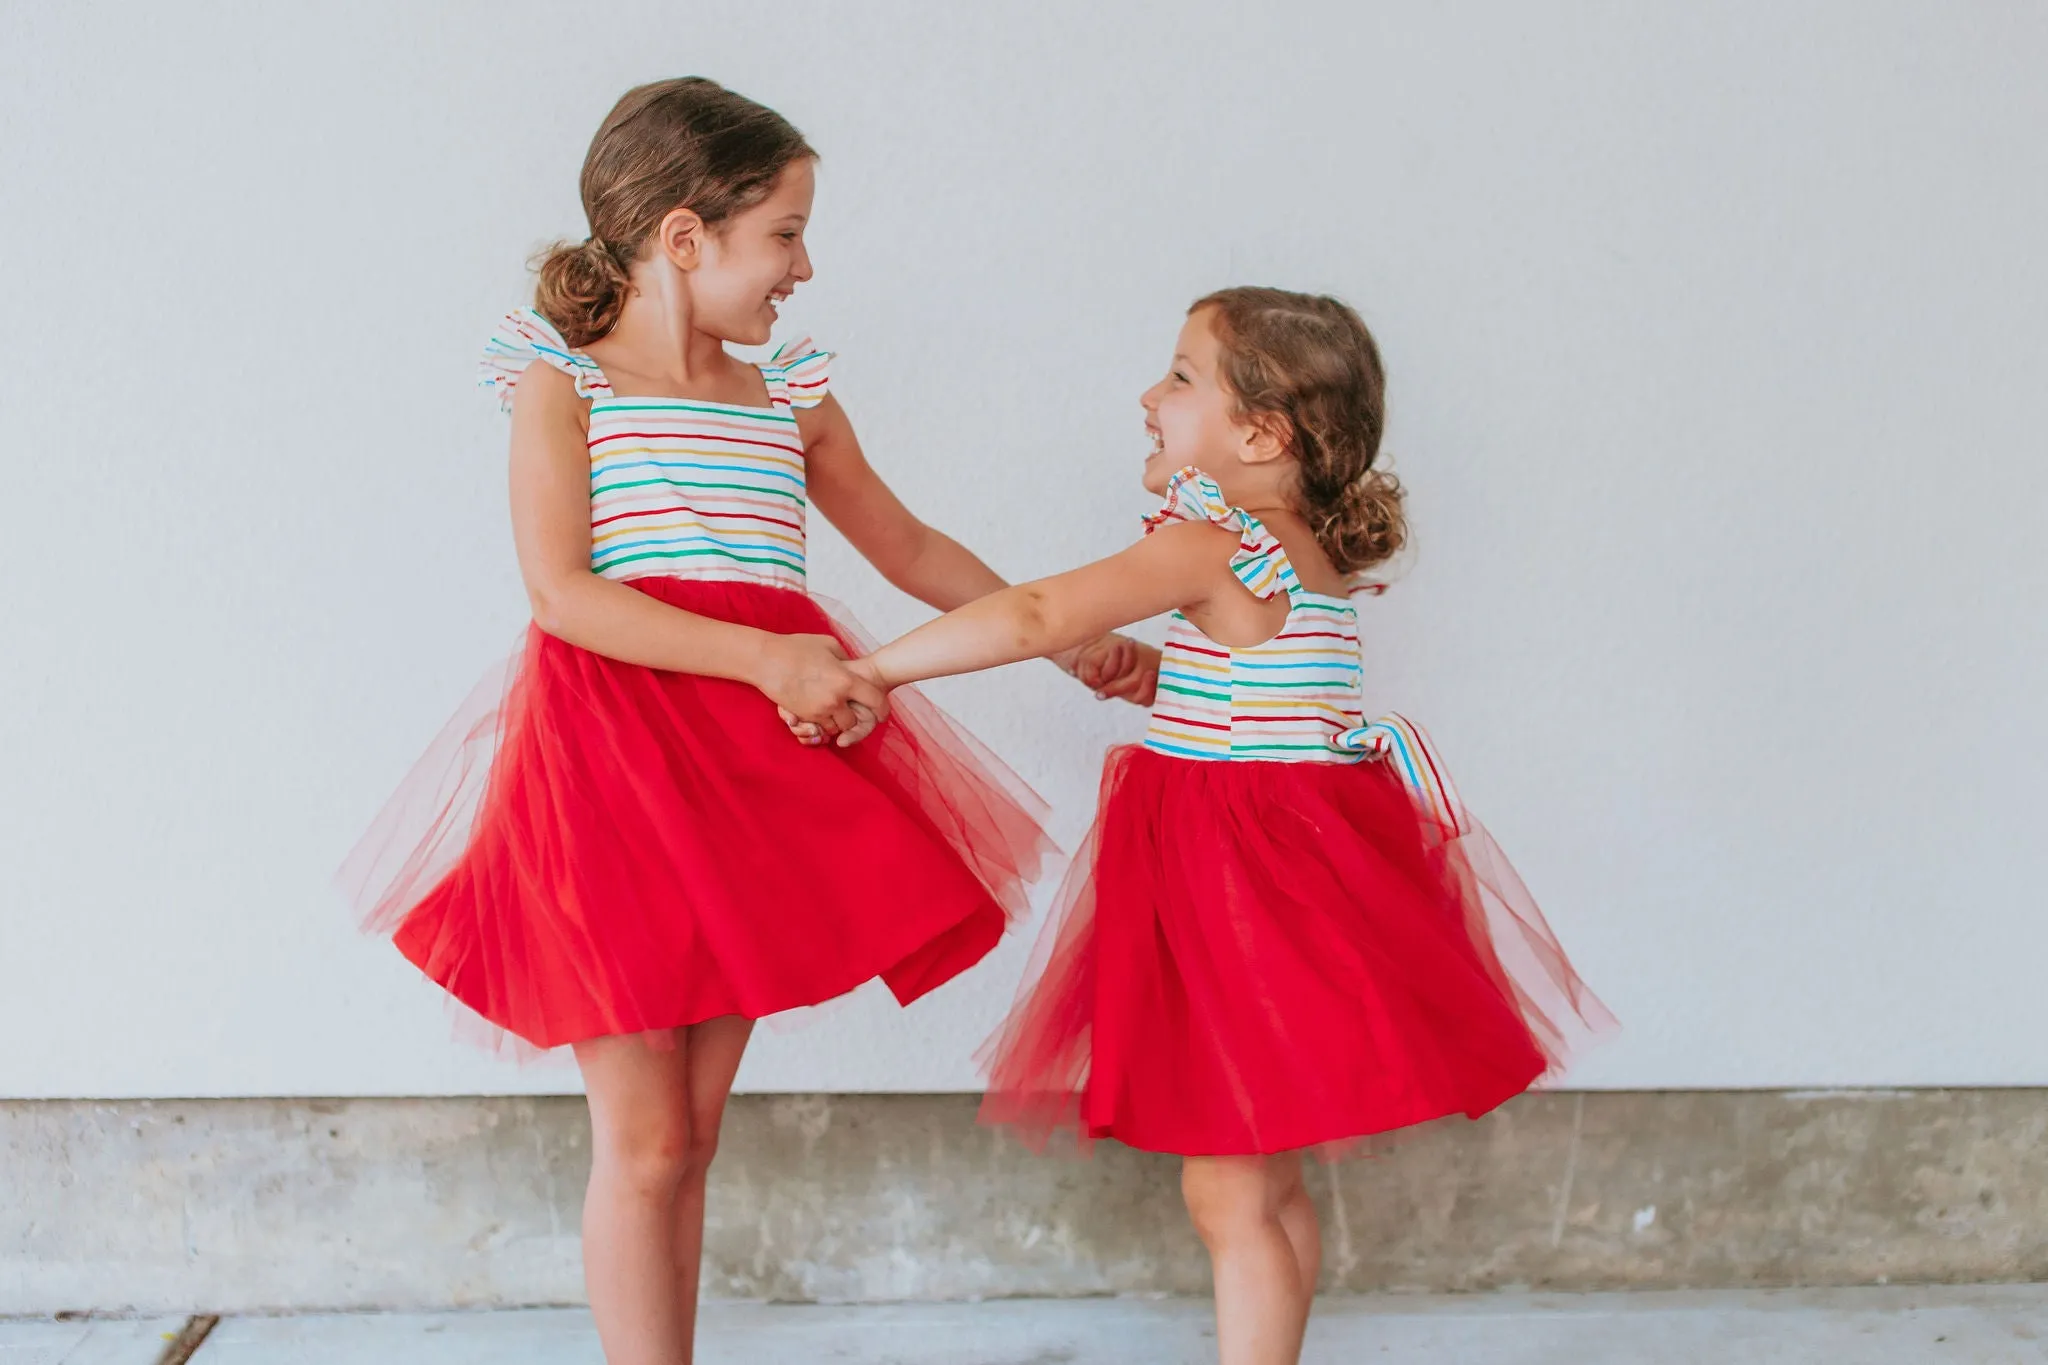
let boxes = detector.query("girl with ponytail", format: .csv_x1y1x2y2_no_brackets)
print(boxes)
345,77,1150,1363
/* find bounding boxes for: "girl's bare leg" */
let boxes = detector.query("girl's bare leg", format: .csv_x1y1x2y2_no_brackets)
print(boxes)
1183,1154,1316,1365
1273,1153,1321,1296
669,1015,754,1361
574,1034,694,1365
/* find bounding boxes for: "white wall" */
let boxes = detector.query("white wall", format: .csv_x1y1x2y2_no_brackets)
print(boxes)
3,2,2044,1099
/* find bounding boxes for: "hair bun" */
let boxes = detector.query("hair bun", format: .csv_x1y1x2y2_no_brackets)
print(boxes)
1319,468,1407,577
532,238,632,349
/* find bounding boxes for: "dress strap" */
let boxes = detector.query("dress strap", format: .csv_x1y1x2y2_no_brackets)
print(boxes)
478,308,613,413
1330,713,1470,835
1141,466,1298,601
757,337,834,411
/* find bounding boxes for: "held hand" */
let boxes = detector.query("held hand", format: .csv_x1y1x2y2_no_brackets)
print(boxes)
1092,640,1160,706
777,654,892,749
1061,634,1160,706
1054,633,1128,691
834,658,889,747
756,634,891,740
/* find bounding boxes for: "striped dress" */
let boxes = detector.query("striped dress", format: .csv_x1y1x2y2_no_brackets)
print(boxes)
977,466,1612,1156
479,307,829,588
344,308,1055,1052
1141,468,1371,764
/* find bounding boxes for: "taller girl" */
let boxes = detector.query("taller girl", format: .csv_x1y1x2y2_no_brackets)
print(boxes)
347,79,1141,1365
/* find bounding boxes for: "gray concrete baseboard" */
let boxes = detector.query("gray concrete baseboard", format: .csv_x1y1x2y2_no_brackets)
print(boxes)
4,1090,2043,1315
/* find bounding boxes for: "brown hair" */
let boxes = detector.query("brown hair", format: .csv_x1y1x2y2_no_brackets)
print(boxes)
1193,286,1405,575
533,78,817,347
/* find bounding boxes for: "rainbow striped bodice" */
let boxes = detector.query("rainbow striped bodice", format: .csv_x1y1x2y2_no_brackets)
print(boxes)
1140,469,1371,764
1144,596,1368,763
480,309,831,591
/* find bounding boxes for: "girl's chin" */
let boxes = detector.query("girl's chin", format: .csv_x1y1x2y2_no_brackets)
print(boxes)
1140,452,1179,494
708,306,776,347
707,323,774,347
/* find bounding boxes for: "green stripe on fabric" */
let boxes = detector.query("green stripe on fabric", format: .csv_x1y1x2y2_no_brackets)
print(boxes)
1157,681,1231,702
591,476,807,506
594,546,807,573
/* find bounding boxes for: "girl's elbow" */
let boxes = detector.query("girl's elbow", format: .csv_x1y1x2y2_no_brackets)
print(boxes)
869,526,934,592
525,574,583,636
873,558,921,597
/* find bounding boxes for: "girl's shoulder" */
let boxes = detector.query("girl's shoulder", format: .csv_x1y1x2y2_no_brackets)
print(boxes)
1142,466,1295,603
479,308,612,413
1145,467,1375,602
1259,513,1353,599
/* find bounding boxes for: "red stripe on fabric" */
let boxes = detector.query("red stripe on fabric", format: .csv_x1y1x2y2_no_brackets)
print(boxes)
1274,630,1357,642
591,503,802,533
1233,714,1350,726
1152,713,1231,733
1164,640,1229,660
587,429,804,456
1408,724,1458,805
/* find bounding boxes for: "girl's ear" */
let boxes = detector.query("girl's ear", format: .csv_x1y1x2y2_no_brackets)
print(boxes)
653,205,707,272
1238,412,1292,467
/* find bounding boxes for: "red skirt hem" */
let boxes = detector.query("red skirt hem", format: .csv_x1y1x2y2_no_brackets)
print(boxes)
977,745,1612,1158
342,577,1053,1054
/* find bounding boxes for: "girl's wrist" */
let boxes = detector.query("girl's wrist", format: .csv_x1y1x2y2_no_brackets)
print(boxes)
737,628,789,692
863,648,905,691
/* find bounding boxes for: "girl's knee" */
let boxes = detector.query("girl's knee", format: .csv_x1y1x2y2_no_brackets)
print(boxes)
1181,1157,1280,1244
678,1120,722,1181
595,1111,695,1199
1269,1153,1309,1205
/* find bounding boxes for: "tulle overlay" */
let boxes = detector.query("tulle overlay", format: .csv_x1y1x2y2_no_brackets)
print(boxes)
341,578,1054,1052
978,745,1612,1157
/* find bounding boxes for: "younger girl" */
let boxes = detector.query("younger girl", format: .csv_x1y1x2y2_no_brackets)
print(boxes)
344,79,1144,1365
831,287,1612,1365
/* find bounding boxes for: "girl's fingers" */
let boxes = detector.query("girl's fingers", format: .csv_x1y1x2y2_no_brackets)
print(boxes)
837,700,880,748
1071,634,1137,691
1071,642,1104,688
846,676,890,721
1094,657,1159,705
778,704,826,745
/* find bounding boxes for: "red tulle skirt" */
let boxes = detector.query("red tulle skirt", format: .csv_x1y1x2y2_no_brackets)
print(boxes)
979,745,1613,1157
341,578,1053,1052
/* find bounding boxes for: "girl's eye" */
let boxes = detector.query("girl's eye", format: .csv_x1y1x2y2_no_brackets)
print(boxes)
1172,370,1190,384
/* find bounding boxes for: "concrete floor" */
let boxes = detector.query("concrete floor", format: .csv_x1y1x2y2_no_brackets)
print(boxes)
4,1287,2045,1363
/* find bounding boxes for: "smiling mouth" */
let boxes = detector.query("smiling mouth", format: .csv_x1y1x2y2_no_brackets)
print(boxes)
1146,429,1165,460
